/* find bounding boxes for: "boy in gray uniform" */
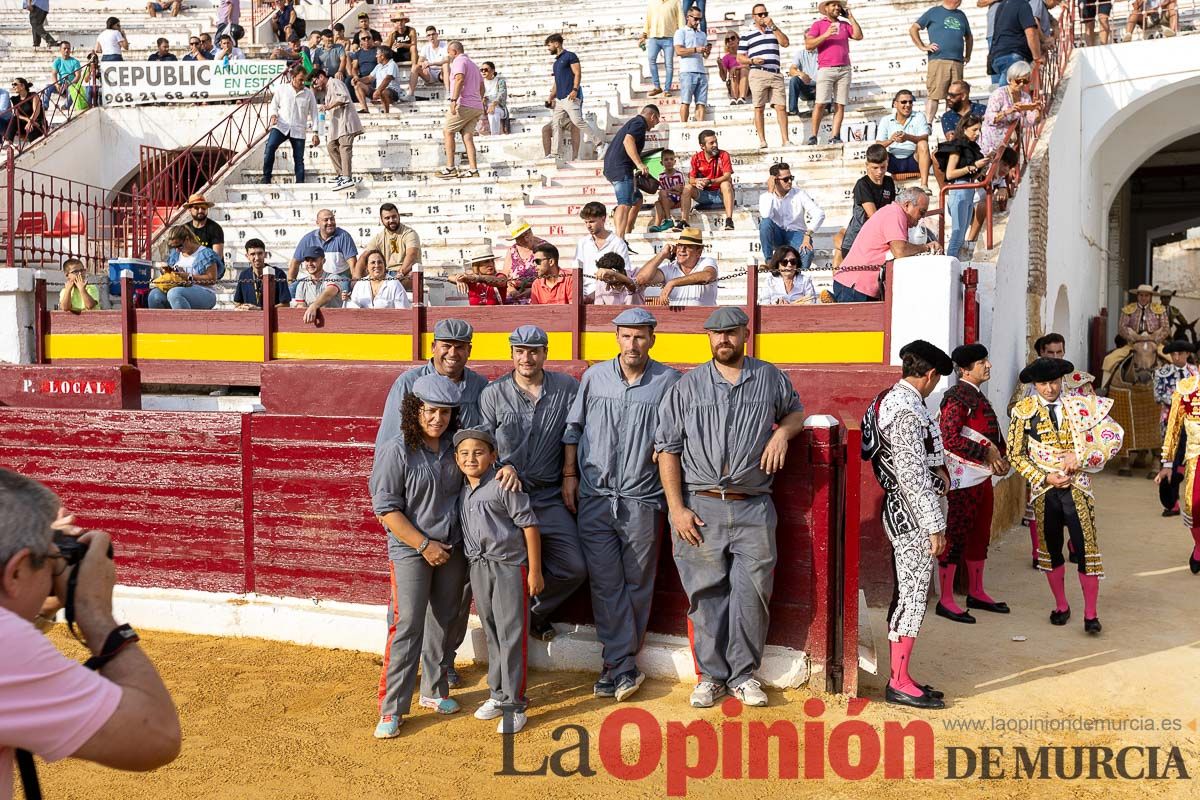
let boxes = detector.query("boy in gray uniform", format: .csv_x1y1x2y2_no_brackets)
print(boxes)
454,429,544,735
480,325,585,642
654,306,807,709
563,307,681,701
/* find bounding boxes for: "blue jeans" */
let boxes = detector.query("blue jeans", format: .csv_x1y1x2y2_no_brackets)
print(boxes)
759,219,815,266
787,77,816,114
682,0,707,31
946,181,976,259
832,280,877,303
992,52,1023,87
148,286,217,309
263,127,305,184
647,37,674,91
100,54,123,62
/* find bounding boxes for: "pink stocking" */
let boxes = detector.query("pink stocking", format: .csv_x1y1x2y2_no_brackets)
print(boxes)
1078,573,1099,619
1191,528,1200,561
1046,565,1069,612
966,559,997,604
889,636,922,696
1029,519,1040,558
938,564,964,614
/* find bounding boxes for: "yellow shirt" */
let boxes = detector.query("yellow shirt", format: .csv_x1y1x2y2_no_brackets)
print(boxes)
644,0,683,37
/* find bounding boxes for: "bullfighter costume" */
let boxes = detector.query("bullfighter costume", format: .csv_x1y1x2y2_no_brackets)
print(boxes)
1154,341,1198,516
1101,285,1170,385
1159,371,1200,573
1008,358,1123,634
862,339,953,710
937,343,1008,624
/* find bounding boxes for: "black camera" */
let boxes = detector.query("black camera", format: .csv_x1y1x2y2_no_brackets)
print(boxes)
53,531,113,567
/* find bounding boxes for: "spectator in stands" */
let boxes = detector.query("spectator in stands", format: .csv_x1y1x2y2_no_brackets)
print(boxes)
183,194,224,263
386,14,418,67
59,258,98,312
24,0,57,49
183,35,209,62
148,37,177,61
1080,0,1111,45
293,246,344,323
0,89,12,138
289,209,358,287
940,79,986,137
504,219,547,303
333,23,349,49
678,129,734,231
675,6,710,122
911,0,973,123
310,70,362,194
834,143,895,269
683,0,707,32
786,46,818,115
214,0,240,44
198,33,216,59
439,41,484,179
479,61,509,135
603,105,661,240
761,245,817,304
408,26,450,100
543,33,586,161
641,0,682,98
875,89,933,193
635,227,718,306
313,29,348,79
942,112,988,259
739,3,792,150
270,0,300,43
449,245,509,305
805,0,862,146
146,0,182,18
651,148,685,232
529,243,576,305
758,162,825,270
349,249,413,309
150,226,219,310
365,203,421,284
95,17,128,62
346,32,376,97
215,33,245,63
356,46,402,114
351,11,382,48
720,34,749,103
1127,0,1176,37
988,0,1040,86
832,186,941,302
46,41,80,107
592,251,642,304
982,60,1039,154
233,238,291,309
3,79,45,145
575,202,632,302
264,67,319,185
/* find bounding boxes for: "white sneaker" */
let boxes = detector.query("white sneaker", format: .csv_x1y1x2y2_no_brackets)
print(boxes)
329,177,347,193
474,699,504,720
497,710,527,734
732,678,768,707
690,681,726,708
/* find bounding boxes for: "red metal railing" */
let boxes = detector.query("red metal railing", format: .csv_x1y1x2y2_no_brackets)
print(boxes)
3,60,102,158
250,0,358,45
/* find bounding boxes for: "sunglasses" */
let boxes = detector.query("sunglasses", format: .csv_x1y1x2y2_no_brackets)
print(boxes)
688,13,703,18
897,100,913,105
780,258,799,265
189,39,200,45
754,11,770,16
777,175,794,183
532,257,551,264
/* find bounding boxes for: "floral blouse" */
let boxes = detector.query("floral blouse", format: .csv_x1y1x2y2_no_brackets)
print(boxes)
982,86,1037,156
504,236,547,305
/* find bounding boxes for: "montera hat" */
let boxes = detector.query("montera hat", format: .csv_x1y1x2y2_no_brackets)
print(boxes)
951,343,988,369
1018,357,1075,384
899,340,954,376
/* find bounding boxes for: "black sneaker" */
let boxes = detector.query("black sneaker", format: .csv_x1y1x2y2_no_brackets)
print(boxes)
672,220,686,232
530,617,556,642
724,217,734,230
829,136,844,144
806,135,818,146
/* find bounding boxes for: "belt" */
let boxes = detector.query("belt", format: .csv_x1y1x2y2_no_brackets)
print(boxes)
695,489,752,501
749,65,780,73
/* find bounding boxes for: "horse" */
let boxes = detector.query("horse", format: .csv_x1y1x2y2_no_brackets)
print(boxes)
1101,340,1168,476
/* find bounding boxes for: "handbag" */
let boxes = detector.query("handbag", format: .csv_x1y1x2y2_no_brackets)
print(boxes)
150,269,189,292
635,171,660,194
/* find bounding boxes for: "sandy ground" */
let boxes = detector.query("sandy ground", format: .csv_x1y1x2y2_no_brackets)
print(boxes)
29,471,1200,799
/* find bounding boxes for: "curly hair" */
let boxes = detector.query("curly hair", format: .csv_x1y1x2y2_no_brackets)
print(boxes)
399,391,460,450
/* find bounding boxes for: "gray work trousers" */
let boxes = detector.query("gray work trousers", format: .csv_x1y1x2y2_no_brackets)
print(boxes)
671,493,777,688
469,557,529,711
578,495,663,678
528,486,588,623
378,545,468,718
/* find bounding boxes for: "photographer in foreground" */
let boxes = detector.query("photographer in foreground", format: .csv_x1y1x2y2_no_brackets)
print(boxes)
0,469,181,797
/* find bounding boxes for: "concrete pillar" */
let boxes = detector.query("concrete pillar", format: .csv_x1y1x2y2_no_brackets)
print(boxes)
0,268,62,365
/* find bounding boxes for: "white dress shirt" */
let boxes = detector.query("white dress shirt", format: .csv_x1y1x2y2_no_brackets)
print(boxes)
269,81,319,139
349,278,412,309
574,232,631,298
758,186,826,234
761,272,816,304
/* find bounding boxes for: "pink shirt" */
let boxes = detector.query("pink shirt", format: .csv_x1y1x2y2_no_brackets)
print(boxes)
451,54,485,110
806,19,852,68
0,608,122,800
834,202,909,299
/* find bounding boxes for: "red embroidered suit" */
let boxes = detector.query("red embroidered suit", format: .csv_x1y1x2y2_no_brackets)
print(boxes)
939,381,1006,564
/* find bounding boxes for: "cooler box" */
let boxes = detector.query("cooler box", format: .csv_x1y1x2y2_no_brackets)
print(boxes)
108,258,153,296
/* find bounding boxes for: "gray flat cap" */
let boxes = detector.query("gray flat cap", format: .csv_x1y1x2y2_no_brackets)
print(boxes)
433,318,474,343
508,325,549,347
612,307,659,328
702,306,749,332
452,428,496,449
411,373,463,408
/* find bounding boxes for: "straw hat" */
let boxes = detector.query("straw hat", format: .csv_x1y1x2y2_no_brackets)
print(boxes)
676,227,704,246
185,193,214,209
467,244,496,264
507,219,532,240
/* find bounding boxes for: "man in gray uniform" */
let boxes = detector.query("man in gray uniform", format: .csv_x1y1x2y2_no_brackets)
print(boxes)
654,306,806,709
480,325,585,641
564,308,681,702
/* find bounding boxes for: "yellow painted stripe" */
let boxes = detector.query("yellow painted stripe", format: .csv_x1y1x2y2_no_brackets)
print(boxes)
420,331,573,361
756,331,885,364
275,332,413,361
44,333,122,360
132,334,263,362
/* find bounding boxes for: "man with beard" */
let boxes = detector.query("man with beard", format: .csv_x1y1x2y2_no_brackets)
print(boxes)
364,202,422,286
184,193,224,264
479,325,585,643
654,306,805,709
564,308,681,701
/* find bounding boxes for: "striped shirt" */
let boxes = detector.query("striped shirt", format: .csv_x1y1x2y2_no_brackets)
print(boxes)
738,26,783,73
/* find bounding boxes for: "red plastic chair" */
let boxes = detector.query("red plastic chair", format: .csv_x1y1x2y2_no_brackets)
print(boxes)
45,210,87,237
14,211,48,236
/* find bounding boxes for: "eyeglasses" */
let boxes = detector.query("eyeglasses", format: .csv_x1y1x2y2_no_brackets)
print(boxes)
67,269,86,276
947,92,965,99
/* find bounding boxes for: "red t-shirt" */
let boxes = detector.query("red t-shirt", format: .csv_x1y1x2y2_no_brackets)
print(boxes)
690,149,733,183
467,280,506,306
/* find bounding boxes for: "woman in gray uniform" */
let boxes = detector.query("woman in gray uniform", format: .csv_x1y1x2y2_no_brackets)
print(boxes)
370,373,469,738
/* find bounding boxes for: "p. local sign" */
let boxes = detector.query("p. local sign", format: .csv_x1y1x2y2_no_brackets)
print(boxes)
99,61,286,106
22,379,116,396
0,366,139,410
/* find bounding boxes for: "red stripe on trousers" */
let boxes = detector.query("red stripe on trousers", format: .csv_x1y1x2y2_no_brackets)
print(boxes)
377,562,399,711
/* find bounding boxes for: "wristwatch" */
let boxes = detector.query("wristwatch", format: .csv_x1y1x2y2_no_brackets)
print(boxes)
416,537,430,554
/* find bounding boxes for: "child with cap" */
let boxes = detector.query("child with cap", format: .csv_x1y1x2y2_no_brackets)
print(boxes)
454,428,543,734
